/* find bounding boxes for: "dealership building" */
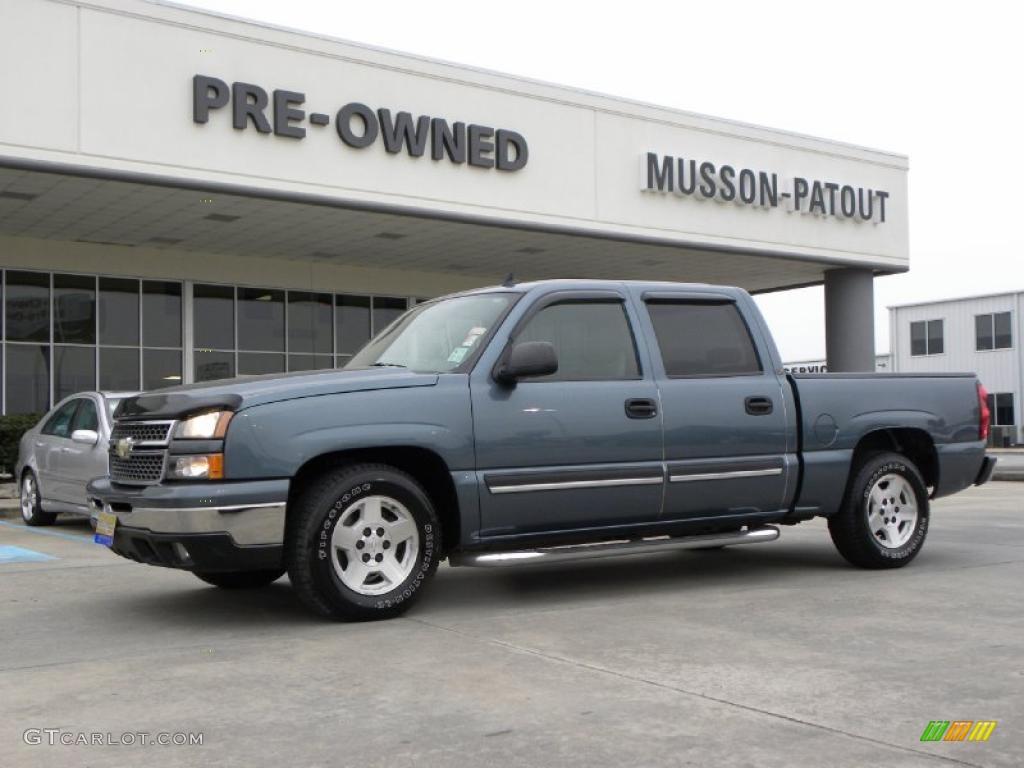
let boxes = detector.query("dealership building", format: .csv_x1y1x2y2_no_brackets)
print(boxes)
0,0,909,415
889,292,1022,446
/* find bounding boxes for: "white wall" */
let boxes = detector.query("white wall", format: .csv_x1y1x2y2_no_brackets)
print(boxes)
0,0,909,275
890,293,1022,442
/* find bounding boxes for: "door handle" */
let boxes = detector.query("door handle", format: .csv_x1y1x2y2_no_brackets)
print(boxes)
745,396,774,415
625,398,658,419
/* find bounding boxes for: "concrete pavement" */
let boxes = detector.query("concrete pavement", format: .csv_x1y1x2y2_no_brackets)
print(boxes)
1,483,1021,767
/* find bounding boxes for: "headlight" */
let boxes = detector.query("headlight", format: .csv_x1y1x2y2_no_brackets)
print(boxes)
168,454,224,480
174,410,233,439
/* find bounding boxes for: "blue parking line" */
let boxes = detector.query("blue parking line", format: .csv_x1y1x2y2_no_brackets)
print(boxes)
0,519,95,544
0,545,56,563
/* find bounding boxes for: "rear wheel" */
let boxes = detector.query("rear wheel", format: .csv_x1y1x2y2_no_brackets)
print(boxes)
193,569,285,589
828,452,929,569
21,471,57,526
286,464,441,621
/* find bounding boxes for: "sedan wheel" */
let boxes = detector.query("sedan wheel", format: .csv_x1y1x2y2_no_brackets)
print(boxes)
21,472,57,526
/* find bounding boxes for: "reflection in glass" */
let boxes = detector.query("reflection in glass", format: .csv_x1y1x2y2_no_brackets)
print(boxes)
54,345,96,401
194,284,235,350
142,281,182,348
336,295,371,355
143,349,182,390
238,288,284,352
5,271,49,342
53,274,96,344
195,350,236,382
100,347,140,391
288,292,332,354
239,352,285,376
99,278,140,346
6,344,50,413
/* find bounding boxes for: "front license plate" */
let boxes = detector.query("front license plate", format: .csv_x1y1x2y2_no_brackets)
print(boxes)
94,510,117,546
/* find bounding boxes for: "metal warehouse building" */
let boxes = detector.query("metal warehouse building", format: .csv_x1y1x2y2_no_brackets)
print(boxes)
0,0,909,415
890,292,1022,446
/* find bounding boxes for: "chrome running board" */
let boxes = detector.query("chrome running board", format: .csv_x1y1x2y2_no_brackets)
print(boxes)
450,526,780,568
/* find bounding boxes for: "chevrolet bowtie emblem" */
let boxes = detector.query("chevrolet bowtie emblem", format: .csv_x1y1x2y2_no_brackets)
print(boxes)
115,437,136,460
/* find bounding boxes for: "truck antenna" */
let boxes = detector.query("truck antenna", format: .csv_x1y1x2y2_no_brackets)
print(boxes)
502,272,516,287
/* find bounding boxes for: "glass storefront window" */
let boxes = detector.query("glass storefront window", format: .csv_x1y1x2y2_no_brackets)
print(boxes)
6,344,50,414
100,347,141,391
195,350,235,382
54,345,96,402
142,281,182,348
288,292,332,355
336,295,371,357
54,274,96,344
99,278,140,346
6,271,49,343
288,354,333,372
143,349,182,390
238,352,285,376
372,296,408,334
194,284,235,351
238,288,284,352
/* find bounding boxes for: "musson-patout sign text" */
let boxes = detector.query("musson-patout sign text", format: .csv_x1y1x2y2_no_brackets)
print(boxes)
641,152,889,223
192,75,528,171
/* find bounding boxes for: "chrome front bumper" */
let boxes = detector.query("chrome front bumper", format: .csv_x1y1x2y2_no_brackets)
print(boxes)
89,498,286,546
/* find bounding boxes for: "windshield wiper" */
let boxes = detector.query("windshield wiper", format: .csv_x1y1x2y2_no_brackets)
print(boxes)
370,362,407,368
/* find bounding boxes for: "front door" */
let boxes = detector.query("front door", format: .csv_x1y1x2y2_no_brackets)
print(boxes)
471,291,664,539
57,397,107,510
640,296,793,521
35,399,80,504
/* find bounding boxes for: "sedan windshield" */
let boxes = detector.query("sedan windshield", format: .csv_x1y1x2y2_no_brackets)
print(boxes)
346,293,515,373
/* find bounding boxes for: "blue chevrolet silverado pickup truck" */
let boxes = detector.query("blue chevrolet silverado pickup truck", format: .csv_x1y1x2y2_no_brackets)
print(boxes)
86,279,996,620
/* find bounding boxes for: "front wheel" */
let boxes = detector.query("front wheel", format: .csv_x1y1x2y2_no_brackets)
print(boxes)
828,452,929,569
286,464,441,621
193,569,285,589
21,471,57,526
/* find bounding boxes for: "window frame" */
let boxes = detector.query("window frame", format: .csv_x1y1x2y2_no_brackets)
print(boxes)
975,311,1013,352
41,398,83,439
910,318,945,357
644,297,765,379
495,292,644,383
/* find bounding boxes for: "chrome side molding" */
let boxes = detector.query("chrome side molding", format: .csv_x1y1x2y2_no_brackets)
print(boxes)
669,467,782,483
450,525,779,567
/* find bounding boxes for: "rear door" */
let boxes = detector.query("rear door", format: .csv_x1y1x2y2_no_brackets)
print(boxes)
639,293,794,522
471,290,664,539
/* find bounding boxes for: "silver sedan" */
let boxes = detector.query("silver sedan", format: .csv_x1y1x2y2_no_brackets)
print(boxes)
15,391,135,526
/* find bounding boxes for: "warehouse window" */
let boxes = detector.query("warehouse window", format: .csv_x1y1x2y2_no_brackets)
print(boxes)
986,393,1015,426
975,312,1012,351
910,319,944,356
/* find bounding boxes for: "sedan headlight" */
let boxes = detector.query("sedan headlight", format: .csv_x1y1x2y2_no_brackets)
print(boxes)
174,410,233,439
168,454,224,480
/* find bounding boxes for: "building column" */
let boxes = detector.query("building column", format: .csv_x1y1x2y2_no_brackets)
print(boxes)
824,268,876,372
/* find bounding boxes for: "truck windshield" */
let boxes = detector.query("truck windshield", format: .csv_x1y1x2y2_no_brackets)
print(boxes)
346,293,515,373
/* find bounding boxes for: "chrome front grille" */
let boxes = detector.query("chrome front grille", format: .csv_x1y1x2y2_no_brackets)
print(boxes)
109,451,167,485
110,420,174,445
108,419,173,485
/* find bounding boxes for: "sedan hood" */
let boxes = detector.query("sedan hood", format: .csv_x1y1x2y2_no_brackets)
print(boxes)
115,367,438,420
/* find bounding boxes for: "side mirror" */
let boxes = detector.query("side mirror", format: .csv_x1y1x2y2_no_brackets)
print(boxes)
71,429,99,446
495,341,558,385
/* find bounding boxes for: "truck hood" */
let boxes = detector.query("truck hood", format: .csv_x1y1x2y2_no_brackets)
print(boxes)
115,367,439,420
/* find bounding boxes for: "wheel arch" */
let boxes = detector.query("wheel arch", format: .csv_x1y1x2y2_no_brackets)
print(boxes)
287,446,462,554
851,427,938,492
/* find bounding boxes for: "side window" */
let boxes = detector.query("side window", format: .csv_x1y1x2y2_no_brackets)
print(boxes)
41,400,80,438
515,300,640,381
71,399,99,433
646,300,762,376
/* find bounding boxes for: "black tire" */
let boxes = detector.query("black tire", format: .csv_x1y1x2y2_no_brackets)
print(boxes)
828,452,929,569
193,569,285,589
286,463,441,621
21,470,57,527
